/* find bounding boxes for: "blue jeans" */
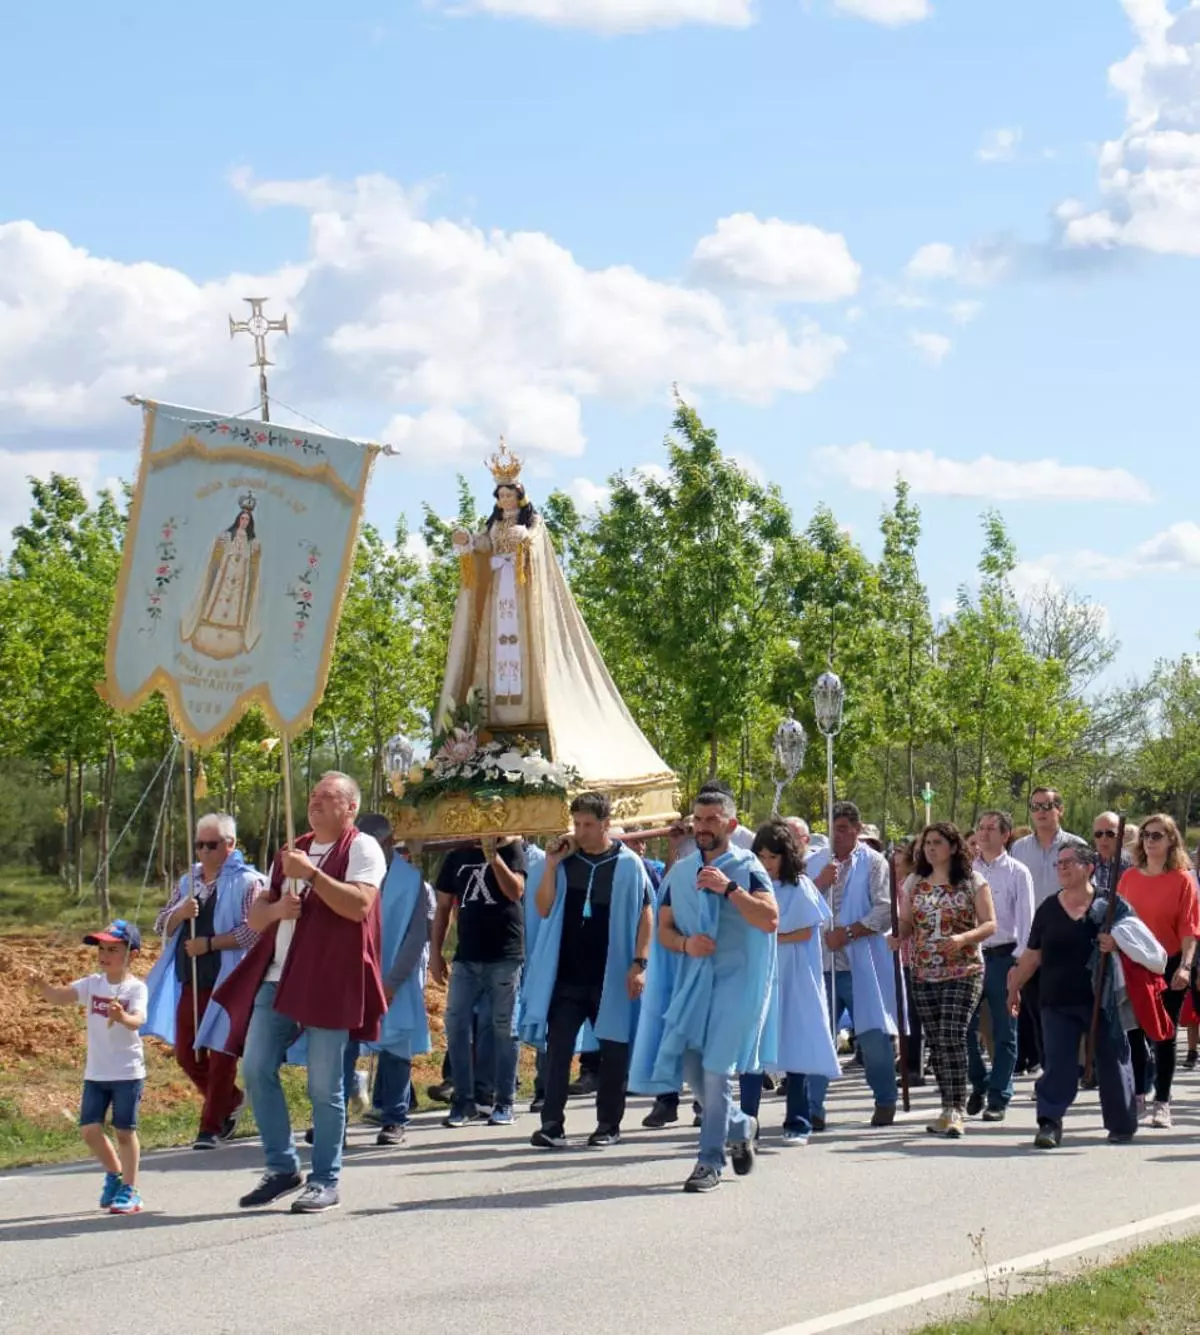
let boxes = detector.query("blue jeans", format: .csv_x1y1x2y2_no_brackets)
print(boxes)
968,952,1018,1108
807,970,897,1117
1037,1004,1136,1136
243,982,348,1188
342,1039,361,1105
683,1049,753,1173
80,1078,144,1131
445,959,521,1114
739,1071,812,1134
373,1052,413,1125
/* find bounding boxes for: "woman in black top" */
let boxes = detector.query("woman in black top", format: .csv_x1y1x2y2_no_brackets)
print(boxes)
1006,843,1138,1148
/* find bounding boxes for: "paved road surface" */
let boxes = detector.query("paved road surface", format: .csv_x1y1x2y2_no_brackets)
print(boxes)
3,1069,1200,1334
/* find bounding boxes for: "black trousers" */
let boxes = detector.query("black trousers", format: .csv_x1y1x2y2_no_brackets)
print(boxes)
541,982,629,1136
1130,953,1191,1103
1018,972,1043,1068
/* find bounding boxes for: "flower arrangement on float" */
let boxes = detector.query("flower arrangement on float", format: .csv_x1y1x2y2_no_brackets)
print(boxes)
395,688,578,808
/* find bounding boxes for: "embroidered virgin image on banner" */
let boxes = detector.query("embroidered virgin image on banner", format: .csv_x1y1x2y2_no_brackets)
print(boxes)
103,400,378,746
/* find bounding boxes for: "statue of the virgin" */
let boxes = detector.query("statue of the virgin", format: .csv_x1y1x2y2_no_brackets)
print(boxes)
437,442,675,821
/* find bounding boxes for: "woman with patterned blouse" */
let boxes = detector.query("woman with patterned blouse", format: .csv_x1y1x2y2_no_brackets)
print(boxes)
890,823,996,1138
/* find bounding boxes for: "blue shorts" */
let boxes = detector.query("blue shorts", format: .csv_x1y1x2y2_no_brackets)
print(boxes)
80,1079,145,1131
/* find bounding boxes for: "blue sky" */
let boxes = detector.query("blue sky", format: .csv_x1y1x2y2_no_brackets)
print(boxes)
3,0,1199,685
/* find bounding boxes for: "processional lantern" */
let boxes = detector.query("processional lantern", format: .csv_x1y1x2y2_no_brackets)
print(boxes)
386,731,415,796
813,670,845,739
771,715,808,817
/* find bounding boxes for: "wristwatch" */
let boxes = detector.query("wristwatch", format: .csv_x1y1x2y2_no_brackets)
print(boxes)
723,883,737,899
633,957,648,969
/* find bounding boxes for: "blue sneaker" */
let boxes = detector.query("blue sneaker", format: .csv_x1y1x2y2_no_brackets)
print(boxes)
100,1172,123,1209
109,1184,143,1215
442,1106,472,1129
488,1105,515,1127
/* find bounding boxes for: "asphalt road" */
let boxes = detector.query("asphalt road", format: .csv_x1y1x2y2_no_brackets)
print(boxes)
3,1067,1200,1334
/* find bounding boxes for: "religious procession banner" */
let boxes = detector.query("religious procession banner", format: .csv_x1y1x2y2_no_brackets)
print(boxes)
103,399,378,747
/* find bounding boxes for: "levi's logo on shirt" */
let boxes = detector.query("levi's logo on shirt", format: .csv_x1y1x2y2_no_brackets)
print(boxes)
90,995,111,1019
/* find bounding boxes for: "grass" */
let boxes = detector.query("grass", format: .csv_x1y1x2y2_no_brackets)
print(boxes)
913,1236,1200,1334
0,869,152,934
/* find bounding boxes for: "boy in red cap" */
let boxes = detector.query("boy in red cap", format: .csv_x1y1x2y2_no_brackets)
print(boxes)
25,919,148,1214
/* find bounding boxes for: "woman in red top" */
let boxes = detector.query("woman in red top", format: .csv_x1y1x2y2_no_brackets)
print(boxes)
1117,813,1200,1128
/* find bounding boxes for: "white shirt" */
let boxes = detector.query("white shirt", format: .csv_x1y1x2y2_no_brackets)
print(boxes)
1011,829,1086,909
973,851,1035,955
675,824,756,860
71,973,148,1083
266,833,388,983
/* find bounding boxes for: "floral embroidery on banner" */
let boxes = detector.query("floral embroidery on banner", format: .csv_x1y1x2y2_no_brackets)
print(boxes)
189,419,327,458
141,516,185,634
286,540,321,652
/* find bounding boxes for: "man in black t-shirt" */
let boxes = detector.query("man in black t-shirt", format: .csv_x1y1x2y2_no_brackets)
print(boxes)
433,837,527,1127
528,793,653,1150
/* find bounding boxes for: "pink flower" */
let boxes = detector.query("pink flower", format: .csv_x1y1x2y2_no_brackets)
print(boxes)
293,437,303,445
218,424,230,434
300,590,312,602
255,432,267,443
157,565,168,575
162,526,173,539
295,620,304,630
150,595,161,605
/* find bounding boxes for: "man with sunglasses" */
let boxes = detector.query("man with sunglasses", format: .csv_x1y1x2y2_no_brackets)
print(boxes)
143,813,265,1149
1091,812,1133,894
1011,789,1085,1072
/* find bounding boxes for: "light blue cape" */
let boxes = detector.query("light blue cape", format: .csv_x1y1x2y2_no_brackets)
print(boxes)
363,856,431,1059
630,846,778,1089
142,849,262,1051
773,877,841,1079
519,844,650,1049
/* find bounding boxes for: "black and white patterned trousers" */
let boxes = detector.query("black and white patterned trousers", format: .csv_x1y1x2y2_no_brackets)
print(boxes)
913,974,985,1111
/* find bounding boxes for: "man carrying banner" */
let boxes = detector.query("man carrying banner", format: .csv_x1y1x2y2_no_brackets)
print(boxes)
142,812,264,1148
211,772,387,1215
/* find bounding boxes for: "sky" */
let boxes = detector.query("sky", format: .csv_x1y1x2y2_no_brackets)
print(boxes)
2,0,1200,686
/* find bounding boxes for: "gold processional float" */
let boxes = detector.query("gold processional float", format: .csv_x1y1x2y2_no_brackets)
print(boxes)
388,442,679,846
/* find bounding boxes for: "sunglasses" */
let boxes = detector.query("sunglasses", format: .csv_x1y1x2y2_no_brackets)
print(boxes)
1031,801,1059,813
195,840,224,852
1141,830,1167,843
1093,830,1117,839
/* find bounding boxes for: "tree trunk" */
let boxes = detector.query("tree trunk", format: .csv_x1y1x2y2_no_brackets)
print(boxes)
95,735,116,917
949,743,960,824
61,756,73,887
882,745,892,838
738,726,748,815
73,760,85,898
971,720,987,827
306,731,315,801
333,720,343,773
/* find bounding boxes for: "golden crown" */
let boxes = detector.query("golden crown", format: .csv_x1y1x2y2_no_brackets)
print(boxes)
486,438,523,487
238,490,258,512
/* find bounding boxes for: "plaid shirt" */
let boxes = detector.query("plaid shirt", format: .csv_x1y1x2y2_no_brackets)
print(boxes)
155,867,260,949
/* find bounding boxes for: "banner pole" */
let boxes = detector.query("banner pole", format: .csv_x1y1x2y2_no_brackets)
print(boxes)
181,742,199,1038
281,734,298,895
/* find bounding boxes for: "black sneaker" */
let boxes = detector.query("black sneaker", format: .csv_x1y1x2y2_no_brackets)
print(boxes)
376,1125,407,1147
982,1106,1007,1123
1033,1119,1062,1150
870,1104,896,1127
304,1127,314,1146
291,1182,340,1214
966,1091,985,1117
587,1127,621,1148
683,1164,720,1193
303,1126,348,1149
729,1118,757,1176
1186,1050,1198,1070
692,1113,703,1127
810,1115,827,1133
568,1072,599,1098
218,1099,246,1143
192,1131,219,1150
529,1096,545,1114
1107,1130,1135,1144
642,1100,679,1129
361,1109,384,1127
427,1080,454,1104
238,1171,304,1208
531,1127,569,1149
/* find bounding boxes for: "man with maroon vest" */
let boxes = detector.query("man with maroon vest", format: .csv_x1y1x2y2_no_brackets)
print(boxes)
212,771,387,1214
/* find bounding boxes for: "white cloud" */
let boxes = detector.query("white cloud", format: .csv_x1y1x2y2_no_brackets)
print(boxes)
691,213,861,301
833,0,931,24
811,441,1156,503
729,451,766,484
403,530,432,566
1064,1,1200,255
431,0,755,33
567,476,611,513
948,299,983,324
909,330,952,364
1019,523,1200,583
977,126,1022,163
903,239,1013,285
0,172,848,461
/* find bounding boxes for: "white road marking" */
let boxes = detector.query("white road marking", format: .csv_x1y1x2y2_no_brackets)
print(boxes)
763,1202,1200,1335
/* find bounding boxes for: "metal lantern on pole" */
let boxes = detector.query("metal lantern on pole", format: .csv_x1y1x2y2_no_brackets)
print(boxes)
385,730,415,797
771,715,808,817
813,669,846,1042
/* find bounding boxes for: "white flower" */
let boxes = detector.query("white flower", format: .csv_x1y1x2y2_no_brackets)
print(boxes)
495,749,524,772
520,754,553,783
502,770,523,784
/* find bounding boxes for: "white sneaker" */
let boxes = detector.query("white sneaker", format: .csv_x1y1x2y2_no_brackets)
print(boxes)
781,1128,809,1147
1136,1094,1148,1121
1151,1101,1173,1129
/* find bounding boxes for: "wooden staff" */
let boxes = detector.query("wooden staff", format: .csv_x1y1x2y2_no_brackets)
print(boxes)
888,848,912,1113
280,735,298,893
1084,814,1126,1084
181,743,200,1038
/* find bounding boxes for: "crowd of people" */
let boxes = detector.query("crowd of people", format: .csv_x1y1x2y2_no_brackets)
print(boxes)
24,773,1200,1217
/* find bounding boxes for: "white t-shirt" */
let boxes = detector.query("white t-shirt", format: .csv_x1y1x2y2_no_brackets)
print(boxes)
675,823,757,860
266,833,388,983
70,973,149,1083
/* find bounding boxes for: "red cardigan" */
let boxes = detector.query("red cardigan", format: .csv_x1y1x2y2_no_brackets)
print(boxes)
212,827,386,1054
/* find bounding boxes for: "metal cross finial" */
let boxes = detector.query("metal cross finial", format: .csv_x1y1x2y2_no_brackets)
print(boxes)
228,296,289,421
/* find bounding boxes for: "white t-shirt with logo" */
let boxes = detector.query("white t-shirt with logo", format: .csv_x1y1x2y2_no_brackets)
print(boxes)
266,833,388,983
70,973,149,1083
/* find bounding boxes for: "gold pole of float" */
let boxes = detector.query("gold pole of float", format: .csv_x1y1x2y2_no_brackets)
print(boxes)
228,297,297,885
181,742,200,1037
